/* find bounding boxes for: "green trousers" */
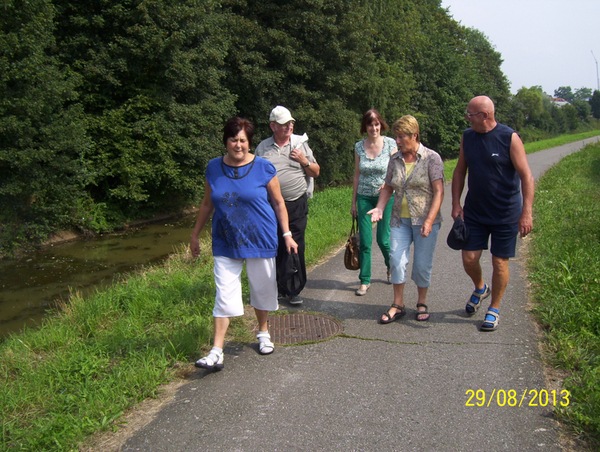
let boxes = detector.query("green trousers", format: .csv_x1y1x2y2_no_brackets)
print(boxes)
356,193,394,285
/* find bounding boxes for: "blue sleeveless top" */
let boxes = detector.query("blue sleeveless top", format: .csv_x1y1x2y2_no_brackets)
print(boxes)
463,123,522,224
206,156,278,258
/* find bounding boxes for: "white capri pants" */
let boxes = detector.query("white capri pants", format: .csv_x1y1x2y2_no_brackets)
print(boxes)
213,256,278,317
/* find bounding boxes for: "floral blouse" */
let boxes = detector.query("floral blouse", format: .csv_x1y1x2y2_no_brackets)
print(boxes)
356,136,397,197
384,143,445,226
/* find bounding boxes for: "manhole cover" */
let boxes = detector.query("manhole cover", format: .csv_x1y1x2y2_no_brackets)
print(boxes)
267,313,343,345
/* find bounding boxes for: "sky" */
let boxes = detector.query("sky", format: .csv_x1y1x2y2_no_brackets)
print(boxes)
440,0,600,96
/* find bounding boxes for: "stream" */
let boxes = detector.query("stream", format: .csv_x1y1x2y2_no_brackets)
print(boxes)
0,214,203,338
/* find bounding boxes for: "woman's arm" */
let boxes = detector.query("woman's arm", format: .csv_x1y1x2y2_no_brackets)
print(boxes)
267,176,299,254
351,152,360,218
367,183,394,222
420,179,444,237
190,180,214,257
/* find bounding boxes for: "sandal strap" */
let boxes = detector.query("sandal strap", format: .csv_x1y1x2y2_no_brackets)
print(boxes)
466,299,480,308
484,310,499,321
481,310,500,329
258,332,274,354
198,349,222,367
470,285,490,302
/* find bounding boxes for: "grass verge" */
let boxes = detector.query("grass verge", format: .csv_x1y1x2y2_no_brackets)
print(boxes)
527,142,600,448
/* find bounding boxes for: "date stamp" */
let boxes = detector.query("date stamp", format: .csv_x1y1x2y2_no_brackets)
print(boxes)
465,389,570,407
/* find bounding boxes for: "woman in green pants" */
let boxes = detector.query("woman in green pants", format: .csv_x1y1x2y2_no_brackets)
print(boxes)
351,109,397,296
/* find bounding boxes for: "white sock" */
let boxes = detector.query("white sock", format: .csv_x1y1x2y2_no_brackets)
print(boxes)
257,331,270,341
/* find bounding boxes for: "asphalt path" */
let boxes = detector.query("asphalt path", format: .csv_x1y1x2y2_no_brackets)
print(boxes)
120,136,599,452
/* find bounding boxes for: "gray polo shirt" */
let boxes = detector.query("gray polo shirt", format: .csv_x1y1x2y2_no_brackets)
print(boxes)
255,135,317,202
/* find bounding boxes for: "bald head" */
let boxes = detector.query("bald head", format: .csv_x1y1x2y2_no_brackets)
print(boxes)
466,95,497,132
468,96,495,117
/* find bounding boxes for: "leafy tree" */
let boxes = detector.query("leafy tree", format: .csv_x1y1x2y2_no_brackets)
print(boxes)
562,104,579,130
515,87,545,121
0,0,519,254
590,90,600,119
221,0,383,182
53,0,237,217
554,86,574,102
574,87,593,101
550,105,568,134
0,0,90,255
572,99,591,121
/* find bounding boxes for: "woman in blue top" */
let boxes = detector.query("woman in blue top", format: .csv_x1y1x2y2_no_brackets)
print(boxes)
351,109,397,296
190,117,298,371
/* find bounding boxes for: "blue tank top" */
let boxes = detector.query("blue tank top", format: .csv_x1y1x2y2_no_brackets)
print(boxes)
206,156,278,258
463,123,522,224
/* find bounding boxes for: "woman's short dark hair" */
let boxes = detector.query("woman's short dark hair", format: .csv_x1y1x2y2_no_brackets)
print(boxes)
360,109,389,135
223,117,255,146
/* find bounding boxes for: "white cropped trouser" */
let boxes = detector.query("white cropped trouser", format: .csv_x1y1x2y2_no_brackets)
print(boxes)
213,256,278,317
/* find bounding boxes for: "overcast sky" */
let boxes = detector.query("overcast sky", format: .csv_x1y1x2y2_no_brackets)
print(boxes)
441,0,600,96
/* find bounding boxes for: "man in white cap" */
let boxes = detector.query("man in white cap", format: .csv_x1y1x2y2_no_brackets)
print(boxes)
255,106,320,304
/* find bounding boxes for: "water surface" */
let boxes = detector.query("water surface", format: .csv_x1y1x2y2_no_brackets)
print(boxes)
0,215,205,338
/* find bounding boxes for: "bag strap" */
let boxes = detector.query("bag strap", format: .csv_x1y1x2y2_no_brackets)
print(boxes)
350,216,358,235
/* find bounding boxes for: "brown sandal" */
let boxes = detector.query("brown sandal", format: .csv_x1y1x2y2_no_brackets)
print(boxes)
380,304,406,324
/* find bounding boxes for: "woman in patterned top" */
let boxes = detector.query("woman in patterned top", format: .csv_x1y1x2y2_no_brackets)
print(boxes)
368,115,444,323
190,117,298,371
351,109,398,296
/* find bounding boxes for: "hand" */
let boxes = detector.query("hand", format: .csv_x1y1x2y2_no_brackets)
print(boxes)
519,212,533,237
451,205,463,221
367,207,382,222
420,221,432,237
290,148,308,166
285,235,299,254
190,236,200,257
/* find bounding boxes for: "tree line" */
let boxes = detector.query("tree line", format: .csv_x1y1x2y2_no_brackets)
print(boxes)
0,0,598,257
511,85,600,142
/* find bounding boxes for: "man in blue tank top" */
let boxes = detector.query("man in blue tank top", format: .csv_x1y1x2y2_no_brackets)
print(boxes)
451,96,534,331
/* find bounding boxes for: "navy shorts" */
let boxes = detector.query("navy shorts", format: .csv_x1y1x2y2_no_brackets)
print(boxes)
463,217,519,258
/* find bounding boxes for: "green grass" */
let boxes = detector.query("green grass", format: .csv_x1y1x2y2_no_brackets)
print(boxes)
0,243,217,451
2,131,600,450
523,130,600,154
528,142,600,448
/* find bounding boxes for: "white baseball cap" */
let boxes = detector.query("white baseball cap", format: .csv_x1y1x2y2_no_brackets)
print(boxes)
269,106,295,124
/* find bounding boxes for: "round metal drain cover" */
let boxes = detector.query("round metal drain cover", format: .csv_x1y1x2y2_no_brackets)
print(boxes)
267,313,343,345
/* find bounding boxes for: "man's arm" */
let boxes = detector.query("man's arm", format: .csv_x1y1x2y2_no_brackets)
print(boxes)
509,133,534,237
451,136,468,220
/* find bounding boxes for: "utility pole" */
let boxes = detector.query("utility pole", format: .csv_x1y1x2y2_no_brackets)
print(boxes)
593,50,600,91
